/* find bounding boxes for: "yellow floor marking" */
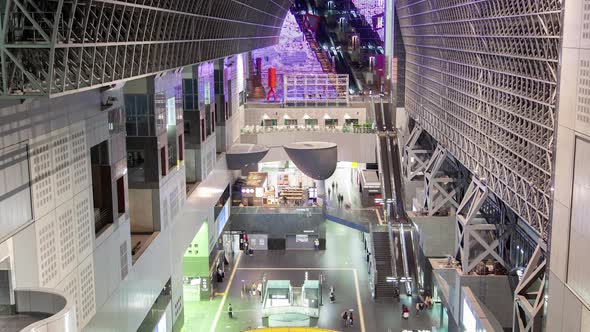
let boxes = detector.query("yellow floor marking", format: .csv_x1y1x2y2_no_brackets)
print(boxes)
214,292,226,296
353,269,366,332
210,251,242,332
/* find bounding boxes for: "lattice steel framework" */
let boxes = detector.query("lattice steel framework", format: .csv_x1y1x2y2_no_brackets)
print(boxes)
513,242,546,332
402,124,430,182
396,0,561,239
0,0,294,98
456,178,508,274
423,145,459,216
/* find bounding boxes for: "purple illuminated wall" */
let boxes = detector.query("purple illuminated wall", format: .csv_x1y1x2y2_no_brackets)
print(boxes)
352,0,385,41
252,12,323,77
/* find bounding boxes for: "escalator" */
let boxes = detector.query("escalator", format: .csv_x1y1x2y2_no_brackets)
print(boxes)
390,223,419,295
373,97,420,294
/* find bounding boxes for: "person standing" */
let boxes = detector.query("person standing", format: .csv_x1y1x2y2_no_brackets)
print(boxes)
348,309,354,327
228,303,233,319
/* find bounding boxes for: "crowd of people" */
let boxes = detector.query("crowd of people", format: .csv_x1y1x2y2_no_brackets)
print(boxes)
401,292,434,320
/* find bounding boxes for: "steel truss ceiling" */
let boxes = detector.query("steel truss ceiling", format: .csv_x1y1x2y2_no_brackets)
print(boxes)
0,0,293,97
396,0,561,239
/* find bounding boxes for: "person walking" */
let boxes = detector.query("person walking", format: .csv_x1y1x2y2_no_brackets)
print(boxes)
348,309,354,327
402,305,409,319
329,290,335,303
328,187,331,198
342,310,349,327
228,303,233,319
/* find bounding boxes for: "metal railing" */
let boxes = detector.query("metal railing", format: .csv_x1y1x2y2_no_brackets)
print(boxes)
368,223,378,299
241,125,375,135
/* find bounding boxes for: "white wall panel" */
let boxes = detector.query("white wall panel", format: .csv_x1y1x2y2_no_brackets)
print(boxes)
0,142,33,241
70,123,89,195
582,305,590,332
56,201,76,278
75,188,94,262
581,0,590,49
577,50,590,137
57,270,81,329
12,223,38,288
30,132,55,220
563,285,584,332
568,138,590,305
78,254,96,328
129,189,155,232
550,200,571,282
52,128,72,207
35,211,59,288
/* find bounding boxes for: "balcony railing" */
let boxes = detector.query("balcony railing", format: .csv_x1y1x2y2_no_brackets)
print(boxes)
241,125,375,135
15,288,76,332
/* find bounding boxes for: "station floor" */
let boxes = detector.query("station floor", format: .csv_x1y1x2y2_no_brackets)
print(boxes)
325,167,364,209
182,221,446,332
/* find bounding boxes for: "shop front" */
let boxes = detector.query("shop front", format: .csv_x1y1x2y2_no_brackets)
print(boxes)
232,162,320,208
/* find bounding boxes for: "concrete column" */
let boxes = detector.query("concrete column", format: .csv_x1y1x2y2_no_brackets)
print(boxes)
317,180,326,208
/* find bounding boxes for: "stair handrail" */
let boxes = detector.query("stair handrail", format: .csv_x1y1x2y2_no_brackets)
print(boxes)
387,221,398,281
368,222,378,299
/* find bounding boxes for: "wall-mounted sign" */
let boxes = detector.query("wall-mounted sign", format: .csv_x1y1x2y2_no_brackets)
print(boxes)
200,277,210,300
296,234,309,243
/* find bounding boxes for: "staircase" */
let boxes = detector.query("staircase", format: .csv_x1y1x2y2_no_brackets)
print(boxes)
293,14,335,73
372,230,396,298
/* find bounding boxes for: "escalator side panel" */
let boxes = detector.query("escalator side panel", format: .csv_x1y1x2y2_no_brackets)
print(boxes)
392,228,405,280
403,228,419,286
378,135,393,199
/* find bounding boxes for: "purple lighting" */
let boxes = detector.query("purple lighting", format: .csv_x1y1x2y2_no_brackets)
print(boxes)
252,12,324,99
351,0,385,41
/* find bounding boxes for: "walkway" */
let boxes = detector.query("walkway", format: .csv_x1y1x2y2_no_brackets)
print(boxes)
182,221,445,331
325,167,384,231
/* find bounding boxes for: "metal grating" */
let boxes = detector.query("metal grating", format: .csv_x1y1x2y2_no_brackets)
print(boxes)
396,0,561,239
0,0,294,98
